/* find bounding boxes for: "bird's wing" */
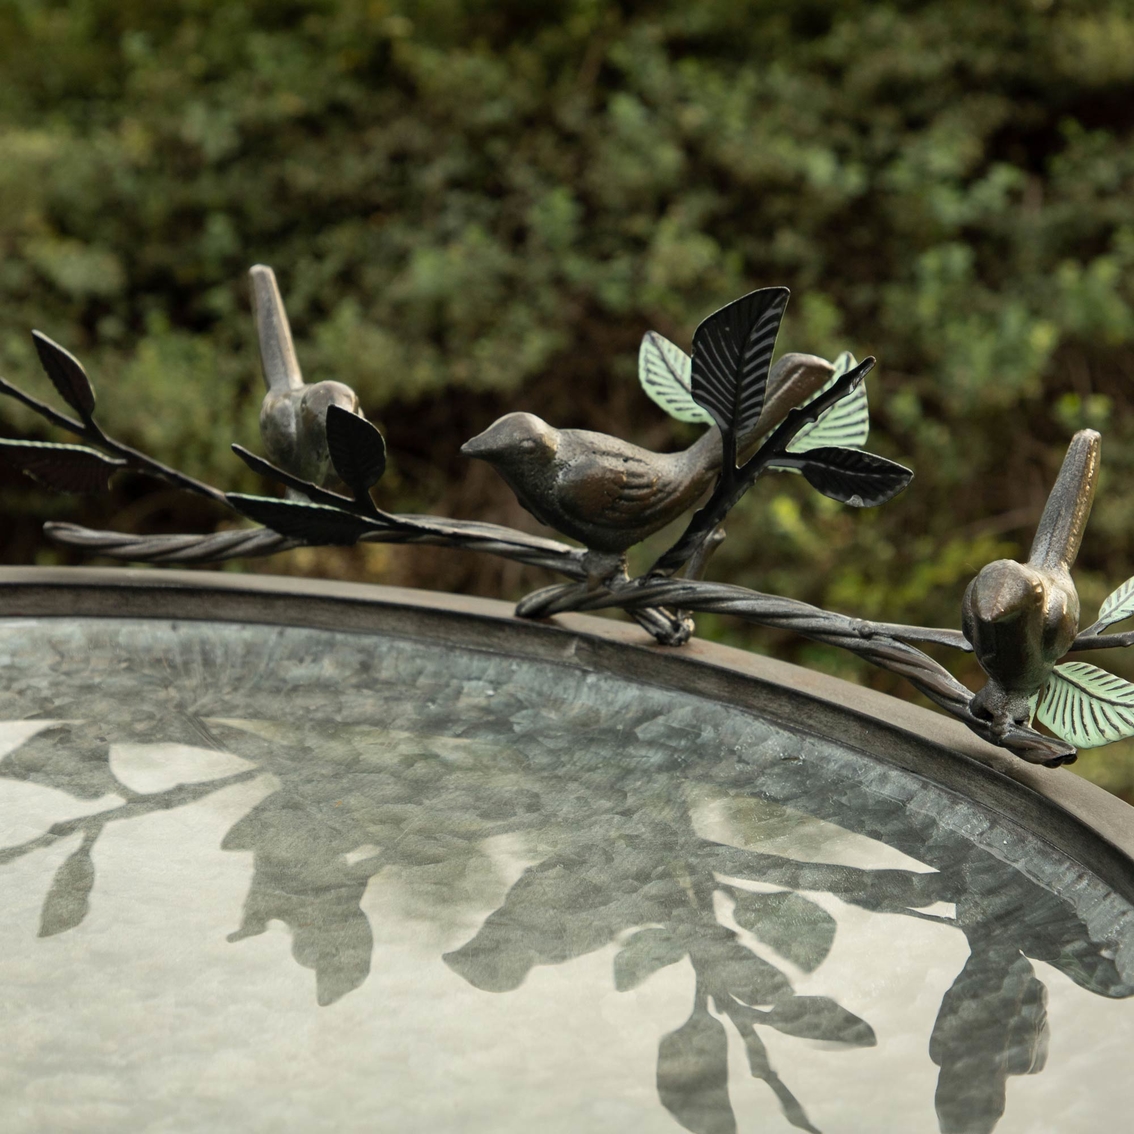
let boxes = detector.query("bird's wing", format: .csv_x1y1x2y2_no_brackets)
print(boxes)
555,448,672,529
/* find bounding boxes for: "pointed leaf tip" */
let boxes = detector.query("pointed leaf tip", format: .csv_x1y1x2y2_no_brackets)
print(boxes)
1097,576,1134,632
32,331,97,419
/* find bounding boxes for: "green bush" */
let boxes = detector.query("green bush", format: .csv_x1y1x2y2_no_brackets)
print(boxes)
3,0,1134,796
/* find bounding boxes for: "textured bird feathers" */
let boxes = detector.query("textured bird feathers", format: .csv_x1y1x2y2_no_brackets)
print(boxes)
554,434,704,532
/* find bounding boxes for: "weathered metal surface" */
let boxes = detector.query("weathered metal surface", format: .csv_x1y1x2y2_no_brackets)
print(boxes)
4,266,1134,766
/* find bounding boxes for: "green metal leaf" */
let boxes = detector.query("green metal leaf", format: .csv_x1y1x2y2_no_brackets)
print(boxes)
1097,576,1134,631
1036,662,1134,748
787,351,870,453
638,331,713,424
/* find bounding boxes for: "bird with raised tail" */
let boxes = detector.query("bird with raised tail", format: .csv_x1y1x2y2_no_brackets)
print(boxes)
962,429,1101,732
460,352,836,555
250,265,361,488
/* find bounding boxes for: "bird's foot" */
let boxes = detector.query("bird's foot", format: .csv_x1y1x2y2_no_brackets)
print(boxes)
582,550,628,590
632,606,695,647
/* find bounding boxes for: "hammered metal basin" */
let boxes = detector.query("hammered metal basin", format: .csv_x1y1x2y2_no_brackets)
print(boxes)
1,604,1131,1134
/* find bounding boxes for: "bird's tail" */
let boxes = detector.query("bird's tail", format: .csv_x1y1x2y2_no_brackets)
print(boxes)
250,265,304,393
1027,429,1101,572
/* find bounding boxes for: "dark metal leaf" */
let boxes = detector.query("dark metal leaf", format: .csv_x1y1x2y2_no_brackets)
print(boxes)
613,927,687,991
226,493,373,545
39,837,95,937
0,439,125,493
656,1008,736,1134
731,889,836,973
691,287,789,457
325,404,387,495
764,996,876,1046
788,446,913,507
231,444,353,508
32,331,97,419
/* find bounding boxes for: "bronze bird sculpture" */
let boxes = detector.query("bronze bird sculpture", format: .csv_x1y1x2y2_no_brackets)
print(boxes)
250,264,361,488
460,353,835,556
962,429,1101,732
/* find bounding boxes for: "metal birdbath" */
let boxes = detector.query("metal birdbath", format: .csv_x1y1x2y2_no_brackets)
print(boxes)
1,267,1133,1132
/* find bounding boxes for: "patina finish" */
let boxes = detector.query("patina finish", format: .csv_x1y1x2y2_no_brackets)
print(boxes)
5,265,1134,768
963,430,1101,733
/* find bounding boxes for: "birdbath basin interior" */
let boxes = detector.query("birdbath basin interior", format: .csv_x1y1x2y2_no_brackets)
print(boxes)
0,573,1131,1134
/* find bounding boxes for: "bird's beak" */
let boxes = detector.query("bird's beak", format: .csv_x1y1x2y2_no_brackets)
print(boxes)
460,430,497,459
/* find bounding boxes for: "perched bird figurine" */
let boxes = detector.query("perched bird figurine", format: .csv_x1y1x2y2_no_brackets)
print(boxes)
962,429,1101,732
460,353,835,556
251,264,361,487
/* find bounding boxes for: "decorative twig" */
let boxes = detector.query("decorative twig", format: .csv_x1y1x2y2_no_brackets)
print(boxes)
651,358,886,577
519,576,1073,765
44,523,297,565
0,371,227,504
1071,630,1134,652
11,271,1134,768
46,514,590,578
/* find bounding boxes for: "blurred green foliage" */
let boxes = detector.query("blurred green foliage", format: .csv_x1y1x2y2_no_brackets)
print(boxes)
3,0,1134,796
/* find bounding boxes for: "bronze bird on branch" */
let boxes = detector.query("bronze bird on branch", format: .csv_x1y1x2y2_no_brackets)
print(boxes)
250,264,362,489
460,351,835,558
962,429,1101,736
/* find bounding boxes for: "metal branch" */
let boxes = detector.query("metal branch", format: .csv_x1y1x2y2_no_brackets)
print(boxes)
45,515,590,578
519,575,1072,766
1070,629,1134,652
0,376,228,504
45,522,297,564
651,361,873,577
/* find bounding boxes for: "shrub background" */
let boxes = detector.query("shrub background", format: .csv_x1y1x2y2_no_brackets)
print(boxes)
3,0,1134,797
